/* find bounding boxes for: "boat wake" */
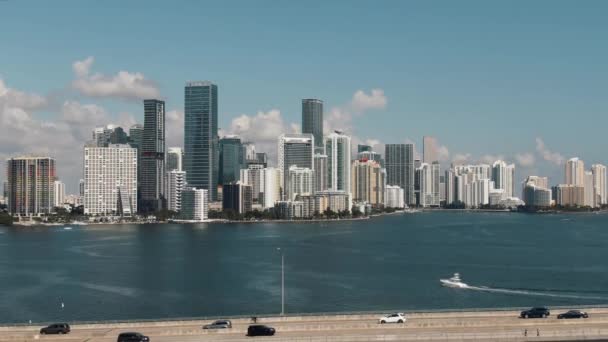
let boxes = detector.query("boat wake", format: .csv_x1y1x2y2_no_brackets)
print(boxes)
462,283,608,301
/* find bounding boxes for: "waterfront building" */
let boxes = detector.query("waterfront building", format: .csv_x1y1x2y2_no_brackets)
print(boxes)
584,171,595,207
351,159,385,207
222,182,253,214
6,156,56,216
423,136,438,164
488,189,505,207
274,200,304,219
431,161,441,206
180,188,208,221
325,131,351,194
555,184,585,207
139,99,166,212
84,144,137,216
385,143,415,205
261,167,282,209
278,133,314,193
444,169,455,206
219,136,244,185
492,160,515,198
301,99,324,153
385,185,405,209
184,81,219,201
299,190,352,216
565,157,585,186
166,147,183,172
416,163,433,207
240,163,265,202
524,176,549,190
464,178,490,208
287,166,314,201
313,153,328,193
79,179,85,198
53,180,65,207
523,182,552,207
592,164,607,205
167,170,187,212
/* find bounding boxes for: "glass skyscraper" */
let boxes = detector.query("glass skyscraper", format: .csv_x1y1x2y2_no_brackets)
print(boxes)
301,99,324,153
385,144,415,206
219,136,244,185
184,81,219,201
140,99,166,212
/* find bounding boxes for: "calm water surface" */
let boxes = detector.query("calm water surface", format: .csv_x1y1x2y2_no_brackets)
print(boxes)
1,211,608,323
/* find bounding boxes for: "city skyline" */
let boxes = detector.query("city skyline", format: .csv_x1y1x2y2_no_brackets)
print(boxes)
2,1,608,192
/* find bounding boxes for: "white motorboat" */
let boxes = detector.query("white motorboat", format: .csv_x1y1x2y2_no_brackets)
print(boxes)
440,273,468,288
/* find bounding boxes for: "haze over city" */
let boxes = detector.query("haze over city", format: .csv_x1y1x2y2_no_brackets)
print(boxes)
1,1,608,192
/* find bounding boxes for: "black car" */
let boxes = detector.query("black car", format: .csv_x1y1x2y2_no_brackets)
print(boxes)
203,319,232,329
247,325,276,336
520,307,550,318
40,323,70,334
558,310,589,319
117,332,150,342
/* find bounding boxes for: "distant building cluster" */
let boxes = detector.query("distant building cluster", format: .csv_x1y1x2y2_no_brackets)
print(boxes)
4,82,607,221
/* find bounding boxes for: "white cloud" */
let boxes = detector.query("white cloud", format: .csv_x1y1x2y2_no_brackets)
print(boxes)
515,152,536,167
479,154,505,164
325,88,388,134
452,153,472,164
535,137,565,166
0,79,48,110
166,109,184,148
437,145,450,162
351,89,387,112
71,56,160,101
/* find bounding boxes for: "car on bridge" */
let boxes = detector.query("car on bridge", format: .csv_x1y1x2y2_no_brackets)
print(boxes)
39,323,70,335
520,307,550,318
117,332,150,342
379,313,407,324
203,319,232,329
247,324,276,336
558,310,589,319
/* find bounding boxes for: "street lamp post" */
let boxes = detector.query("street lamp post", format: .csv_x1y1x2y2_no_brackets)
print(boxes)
277,248,284,316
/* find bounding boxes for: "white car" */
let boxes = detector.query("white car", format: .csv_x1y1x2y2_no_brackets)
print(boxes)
378,313,407,324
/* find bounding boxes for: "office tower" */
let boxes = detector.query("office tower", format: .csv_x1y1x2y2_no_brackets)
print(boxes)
6,157,56,216
325,131,351,194
523,179,552,207
139,99,166,212
222,182,253,214
439,175,446,202
184,81,219,201
84,144,137,215
255,152,268,165
92,125,128,147
565,157,585,186
555,184,585,206
79,179,85,197
385,143,415,205
423,136,438,164
180,188,208,221
584,171,595,207
492,160,515,198
278,133,314,193
357,144,372,153
167,170,187,212
301,99,324,153
128,124,144,148
110,127,128,145
431,161,441,206
444,169,455,205
287,166,314,201
314,153,328,193
261,167,282,209
385,185,405,208
416,163,432,207
219,136,244,185
240,163,264,202
351,159,385,206
53,180,65,207
592,164,607,205
242,142,256,161
166,147,183,172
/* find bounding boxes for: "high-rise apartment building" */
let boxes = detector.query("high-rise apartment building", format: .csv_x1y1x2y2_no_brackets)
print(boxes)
240,163,265,202
416,163,432,207
351,159,385,206
54,180,65,207
166,170,187,212
325,131,351,194
592,164,607,206
6,157,56,216
278,133,314,194
423,136,438,164
385,185,405,209
492,160,515,198
84,144,137,216
287,166,314,201
219,136,244,185
261,167,282,209
584,171,595,207
313,154,328,193
565,157,585,186
139,99,166,212
555,184,585,207
184,81,219,201
166,147,183,172
301,99,324,153
180,188,208,221
385,144,415,205
431,161,441,206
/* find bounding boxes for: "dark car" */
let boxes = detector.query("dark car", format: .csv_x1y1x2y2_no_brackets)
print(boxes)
203,319,232,329
558,310,589,319
247,325,275,337
117,332,150,342
40,323,70,334
520,307,550,318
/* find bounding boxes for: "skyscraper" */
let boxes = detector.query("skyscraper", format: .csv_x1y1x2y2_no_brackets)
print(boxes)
166,147,183,172
423,136,438,164
180,188,208,221
325,131,352,194
584,171,595,207
128,124,144,149
184,81,219,201
385,144,415,205
219,136,244,185
240,163,264,202
351,159,385,206
278,133,314,195
565,157,585,186
287,166,314,201
166,170,187,212
261,167,282,208
53,180,65,207
592,164,607,205
222,182,253,214
140,99,166,212
492,160,515,198
314,153,328,193
301,99,324,153
6,156,56,216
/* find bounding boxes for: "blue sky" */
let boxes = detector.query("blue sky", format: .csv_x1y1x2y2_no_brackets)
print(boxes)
1,0,607,192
